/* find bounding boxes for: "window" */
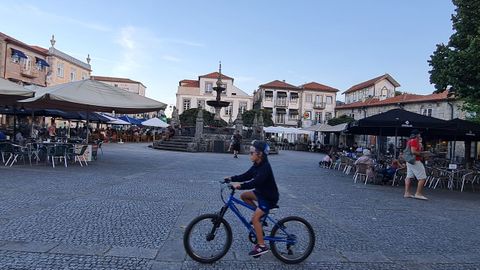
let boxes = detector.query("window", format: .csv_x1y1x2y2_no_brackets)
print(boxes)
183,99,191,111
82,72,88,80
197,99,205,109
205,82,213,93
315,112,323,123
22,56,31,71
265,91,273,101
11,54,20,63
290,92,299,103
326,96,333,104
422,108,432,117
57,63,64,78
306,94,312,103
239,102,248,114
225,104,232,116
275,113,285,124
381,87,388,97
70,68,76,81
315,95,323,103
114,84,119,87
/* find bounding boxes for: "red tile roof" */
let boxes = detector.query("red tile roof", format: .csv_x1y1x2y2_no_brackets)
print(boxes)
260,80,299,90
179,79,200,88
0,32,48,56
336,91,451,110
343,74,400,94
199,72,234,81
91,76,146,88
30,45,49,54
300,82,339,92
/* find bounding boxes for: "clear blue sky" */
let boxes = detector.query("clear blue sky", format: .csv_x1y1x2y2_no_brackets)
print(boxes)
1,0,455,104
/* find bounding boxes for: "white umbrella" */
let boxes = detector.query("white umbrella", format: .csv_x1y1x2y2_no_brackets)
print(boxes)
142,117,168,128
0,78,34,105
20,79,166,113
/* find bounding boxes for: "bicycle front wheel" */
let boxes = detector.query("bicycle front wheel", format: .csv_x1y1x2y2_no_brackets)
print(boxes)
270,216,315,264
183,213,233,263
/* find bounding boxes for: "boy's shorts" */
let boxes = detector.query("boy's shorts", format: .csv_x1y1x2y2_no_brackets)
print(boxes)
253,191,277,213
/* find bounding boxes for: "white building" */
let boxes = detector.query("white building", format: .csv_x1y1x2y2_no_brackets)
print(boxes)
175,72,252,122
344,73,400,104
253,80,338,127
91,76,146,97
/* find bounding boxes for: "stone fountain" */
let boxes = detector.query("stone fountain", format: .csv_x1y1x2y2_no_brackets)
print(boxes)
206,62,230,124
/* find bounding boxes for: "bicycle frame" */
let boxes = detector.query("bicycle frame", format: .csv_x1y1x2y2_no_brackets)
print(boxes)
215,187,294,244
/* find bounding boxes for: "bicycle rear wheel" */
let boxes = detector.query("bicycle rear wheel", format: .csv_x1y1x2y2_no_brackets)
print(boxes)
269,216,315,264
183,213,232,263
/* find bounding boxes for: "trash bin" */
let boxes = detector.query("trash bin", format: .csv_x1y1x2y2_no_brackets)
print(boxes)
213,140,225,153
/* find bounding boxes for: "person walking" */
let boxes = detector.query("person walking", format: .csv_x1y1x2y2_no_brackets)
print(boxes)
231,130,242,158
404,129,429,200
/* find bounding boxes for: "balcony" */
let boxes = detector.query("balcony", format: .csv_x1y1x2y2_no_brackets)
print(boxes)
313,101,326,109
20,66,38,78
275,98,288,107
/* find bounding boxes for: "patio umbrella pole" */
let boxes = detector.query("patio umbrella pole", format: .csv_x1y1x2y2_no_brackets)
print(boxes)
394,127,398,158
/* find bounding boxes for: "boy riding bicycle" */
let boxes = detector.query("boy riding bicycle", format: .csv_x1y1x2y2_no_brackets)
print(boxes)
225,140,279,257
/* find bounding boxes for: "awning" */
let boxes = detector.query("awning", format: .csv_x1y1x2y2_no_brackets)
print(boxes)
319,123,348,133
119,115,143,125
289,109,299,115
11,48,27,59
142,117,169,128
35,57,50,67
19,79,166,113
277,92,287,97
276,108,286,114
0,77,34,105
290,92,299,98
265,91,273,97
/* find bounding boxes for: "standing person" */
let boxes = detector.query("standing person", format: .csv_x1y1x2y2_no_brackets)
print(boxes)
225,140,279,257
232,130,242,158
404,129,428,200
48,120,56,141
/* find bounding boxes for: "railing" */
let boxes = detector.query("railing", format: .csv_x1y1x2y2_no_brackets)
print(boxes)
275,98,288,107
313,102,326,109
20,65,38,78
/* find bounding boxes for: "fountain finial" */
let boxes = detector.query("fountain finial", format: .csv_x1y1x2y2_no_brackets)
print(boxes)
216,61,223,87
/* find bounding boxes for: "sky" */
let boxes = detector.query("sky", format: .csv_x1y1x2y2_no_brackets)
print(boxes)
1,0,455,104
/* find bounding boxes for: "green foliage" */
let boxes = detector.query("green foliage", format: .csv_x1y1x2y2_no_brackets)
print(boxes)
179,108,227,127
242,109,274,127
429,0,480,110
394,91,403,96
327,115,355,126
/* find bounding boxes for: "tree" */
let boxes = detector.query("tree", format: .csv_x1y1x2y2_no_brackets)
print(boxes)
429,0,480,109
242,109,274,127
327,115,355,126
179,108,227,127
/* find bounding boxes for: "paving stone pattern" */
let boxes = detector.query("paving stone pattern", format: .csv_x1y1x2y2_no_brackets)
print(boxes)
0,143,479,269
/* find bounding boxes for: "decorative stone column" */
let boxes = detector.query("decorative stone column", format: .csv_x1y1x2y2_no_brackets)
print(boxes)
195,108,204,140
252,113,259,139
258,112,264,140
235,108,243,134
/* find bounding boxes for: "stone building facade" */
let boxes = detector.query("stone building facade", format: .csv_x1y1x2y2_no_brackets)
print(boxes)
253,80,338,127
91,76,146,97
175,72,252,123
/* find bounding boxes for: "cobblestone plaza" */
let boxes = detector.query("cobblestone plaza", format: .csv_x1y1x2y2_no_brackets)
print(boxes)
0,143,479,270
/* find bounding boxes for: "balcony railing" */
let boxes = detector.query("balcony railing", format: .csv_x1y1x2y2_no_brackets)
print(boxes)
20,65,39,78
275,98,288,107
313,102,326,109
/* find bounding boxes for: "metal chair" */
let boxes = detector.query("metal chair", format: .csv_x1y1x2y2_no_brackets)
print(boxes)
49,144,68,168
71,145,89,167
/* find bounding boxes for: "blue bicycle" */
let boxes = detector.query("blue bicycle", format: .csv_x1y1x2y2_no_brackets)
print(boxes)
183,180,315,264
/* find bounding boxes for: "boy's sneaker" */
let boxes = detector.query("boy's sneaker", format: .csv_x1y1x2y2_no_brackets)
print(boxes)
248,244,269,256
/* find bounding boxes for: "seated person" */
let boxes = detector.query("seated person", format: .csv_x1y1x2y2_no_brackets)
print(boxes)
0,129,6,141
319,154,332,167
354,149,374,179
15,131,25,145
381,159,404,184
